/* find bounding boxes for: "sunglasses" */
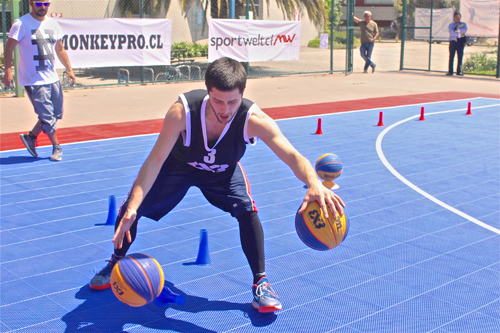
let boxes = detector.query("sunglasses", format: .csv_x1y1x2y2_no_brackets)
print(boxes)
32,2,51,7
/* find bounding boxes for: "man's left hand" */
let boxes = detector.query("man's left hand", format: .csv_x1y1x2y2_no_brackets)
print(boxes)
66,70,76,86
298,181,345,219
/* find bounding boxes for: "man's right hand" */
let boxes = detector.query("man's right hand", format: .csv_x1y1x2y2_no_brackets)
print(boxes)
113,209,137,249
2,69,13,89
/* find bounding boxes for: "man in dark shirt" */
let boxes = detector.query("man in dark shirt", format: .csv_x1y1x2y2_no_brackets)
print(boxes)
89,57,345,313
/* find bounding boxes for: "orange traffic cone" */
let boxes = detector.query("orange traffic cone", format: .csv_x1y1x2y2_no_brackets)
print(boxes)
377,111,385,127
466,102,472,115
419,107,426,121
315,118,323,135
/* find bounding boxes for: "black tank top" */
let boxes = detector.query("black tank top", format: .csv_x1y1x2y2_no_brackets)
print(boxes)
164,89,256,173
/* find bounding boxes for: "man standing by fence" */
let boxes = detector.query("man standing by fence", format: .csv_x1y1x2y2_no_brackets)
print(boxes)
2,0,75,161
447,12,468,76
354,11,379,73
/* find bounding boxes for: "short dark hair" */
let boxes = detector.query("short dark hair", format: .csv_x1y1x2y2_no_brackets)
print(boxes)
454,12,461,17
205,57,247,94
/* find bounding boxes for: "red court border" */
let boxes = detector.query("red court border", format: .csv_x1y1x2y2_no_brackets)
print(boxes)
1,91,498,151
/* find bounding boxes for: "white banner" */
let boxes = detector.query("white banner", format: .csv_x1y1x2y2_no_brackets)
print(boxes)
415,8,454,41
208,19,301,62
54,18,172,69
460,0,500,37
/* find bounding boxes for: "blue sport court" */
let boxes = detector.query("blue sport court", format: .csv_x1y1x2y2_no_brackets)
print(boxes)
1,97,499,332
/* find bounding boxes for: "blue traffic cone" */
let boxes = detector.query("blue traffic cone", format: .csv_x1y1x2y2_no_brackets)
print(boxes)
195,229,212,265
154,285,186,307
105,195,117,226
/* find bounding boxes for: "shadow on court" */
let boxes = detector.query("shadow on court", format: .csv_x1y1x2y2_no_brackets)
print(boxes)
61,282,276,332
0,156,44,165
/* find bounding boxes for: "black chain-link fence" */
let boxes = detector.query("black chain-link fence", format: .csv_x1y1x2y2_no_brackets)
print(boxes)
400,0,499,77
1,0,360,93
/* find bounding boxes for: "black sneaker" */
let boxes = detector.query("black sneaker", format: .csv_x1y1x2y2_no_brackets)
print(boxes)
446,72,453,76
19,134,37,157
371,64,376,73
90,255,119,290
50,145,62,161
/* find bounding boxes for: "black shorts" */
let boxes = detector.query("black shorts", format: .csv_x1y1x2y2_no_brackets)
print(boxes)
120,162,257,221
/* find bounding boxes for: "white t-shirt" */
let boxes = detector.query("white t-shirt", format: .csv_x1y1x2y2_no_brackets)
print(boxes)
8,14,63,86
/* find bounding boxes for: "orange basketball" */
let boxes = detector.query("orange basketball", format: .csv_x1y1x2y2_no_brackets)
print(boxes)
110,253,165,307
295,201,349,251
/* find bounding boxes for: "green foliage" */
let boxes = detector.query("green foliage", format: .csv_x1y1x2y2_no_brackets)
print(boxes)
206,0,327,29
308,39,320,47
393,0,459,16
171,42,208,57
463,51,497,74
308,31,360,49
116,0,171,18
324,0,344,30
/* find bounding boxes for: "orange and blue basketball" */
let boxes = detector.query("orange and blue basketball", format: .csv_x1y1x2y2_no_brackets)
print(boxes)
295,201,349,251
315,153,343,182
110,253,165,307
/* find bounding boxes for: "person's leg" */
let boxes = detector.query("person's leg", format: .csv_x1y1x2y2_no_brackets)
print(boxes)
448,41,457,74
360,42,370,72
48,82,64,160
30,120,43,137
198,164,281,312
23,84,62,159
366,42,376,72
20,87,42,157
237,211,266,283
456,39,465,75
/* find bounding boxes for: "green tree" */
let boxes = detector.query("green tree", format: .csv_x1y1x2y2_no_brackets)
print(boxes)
203,0,328,29
324,0,344,32
393,0,460,20
114,0,329,30
115,0,172,18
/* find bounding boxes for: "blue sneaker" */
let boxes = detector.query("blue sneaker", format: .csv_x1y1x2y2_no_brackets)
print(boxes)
90,255,119,290
251,277,282,313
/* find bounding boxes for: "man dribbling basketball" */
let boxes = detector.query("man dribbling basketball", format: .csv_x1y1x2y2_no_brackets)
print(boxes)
90,57,345,313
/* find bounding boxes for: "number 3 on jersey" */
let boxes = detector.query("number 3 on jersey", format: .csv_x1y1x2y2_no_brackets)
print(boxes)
204,149,216,164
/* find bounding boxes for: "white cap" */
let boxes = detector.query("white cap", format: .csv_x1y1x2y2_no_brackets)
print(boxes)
364,11,372,16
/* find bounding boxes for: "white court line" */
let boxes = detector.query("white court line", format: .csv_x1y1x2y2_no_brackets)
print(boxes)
376,103,500,235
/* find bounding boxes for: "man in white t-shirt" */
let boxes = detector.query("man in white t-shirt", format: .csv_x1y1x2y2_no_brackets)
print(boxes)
2,0,75,161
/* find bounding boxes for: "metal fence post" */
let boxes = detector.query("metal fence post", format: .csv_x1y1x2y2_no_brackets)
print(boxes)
244,0,250,75
399,0,406,70
12,0,24,97
229,0,235,19
2,0,7,54
140,0,144,84
497,15,500,78
428,0,434,71
330,0,335,73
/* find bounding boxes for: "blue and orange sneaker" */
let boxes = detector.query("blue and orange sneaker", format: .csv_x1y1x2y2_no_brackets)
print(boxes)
251,277,282,313
90,255,119,290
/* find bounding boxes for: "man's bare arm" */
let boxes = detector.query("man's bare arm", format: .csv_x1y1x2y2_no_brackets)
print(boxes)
1,38,18,88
